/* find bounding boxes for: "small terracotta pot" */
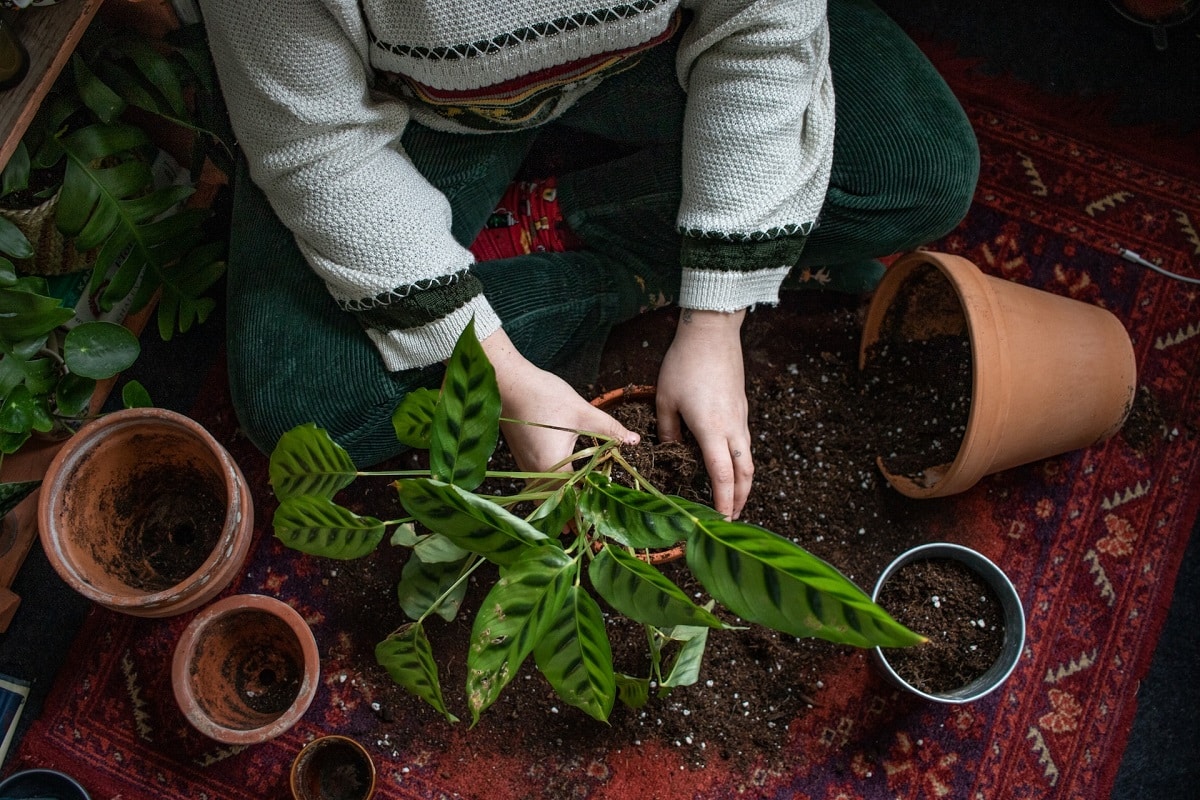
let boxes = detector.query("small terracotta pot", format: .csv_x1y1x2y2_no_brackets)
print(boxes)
590,384,685,564
38,407,254,616
172,593,320,745
291,735,377,800
859,251,1137,499
870,542,1025,703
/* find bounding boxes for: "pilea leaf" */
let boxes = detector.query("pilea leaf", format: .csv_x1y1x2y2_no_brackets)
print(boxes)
375,623,459,723
465,546,574,725
588,544,725,630
269,423,357,501
686,519,925,648
273,495,385,559
579,473,712,549
396,554,471,622
534,585,616,722
430,317,500,490
396,477,553,566
391,386,438,449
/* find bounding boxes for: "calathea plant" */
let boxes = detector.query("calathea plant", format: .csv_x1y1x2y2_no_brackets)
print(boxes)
269,320,925,725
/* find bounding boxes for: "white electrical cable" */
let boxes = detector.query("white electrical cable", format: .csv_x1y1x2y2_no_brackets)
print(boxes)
1118,247,1200,285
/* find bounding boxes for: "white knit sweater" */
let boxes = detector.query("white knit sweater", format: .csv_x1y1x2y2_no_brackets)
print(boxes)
198,0,834,371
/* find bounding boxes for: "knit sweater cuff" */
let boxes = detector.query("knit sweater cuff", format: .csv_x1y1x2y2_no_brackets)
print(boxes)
677,235,808,311
364,297,503,372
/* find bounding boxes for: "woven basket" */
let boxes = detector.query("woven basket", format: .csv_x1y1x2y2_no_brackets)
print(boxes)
0,189,99,276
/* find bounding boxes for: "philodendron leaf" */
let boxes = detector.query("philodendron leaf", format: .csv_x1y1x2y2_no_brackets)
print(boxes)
396,477,553,567
579,473,707,549
588,544,725,630
0,479,41,518
273,495,385,559
62,321,140,379
376,623,459,723
391,386,438,449
396,554,471,622
0,216,33,260
534,585,616,722
465,546,574,724
269,423,357,501
686,519,926,649
430,318,500,490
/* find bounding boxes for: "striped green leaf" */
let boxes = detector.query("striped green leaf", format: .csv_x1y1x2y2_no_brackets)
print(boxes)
588,544,725,630
466,546,574,724
396,554,471,622
614,673,650,710
686,519,925,648
269,423,357,501
413,532,471,564
396,478,553,566
273,495,385,559
659,622,711,690
534,585,616,722
527,483,578,537
430,318,500,490
579,473,709,549
375,623,459,723
391,386,438,449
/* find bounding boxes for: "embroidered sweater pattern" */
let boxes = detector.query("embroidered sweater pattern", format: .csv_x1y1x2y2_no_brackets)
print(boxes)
198,0,834,371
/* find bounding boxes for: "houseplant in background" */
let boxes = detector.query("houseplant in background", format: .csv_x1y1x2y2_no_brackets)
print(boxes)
268,319,928,726
0,17,231,342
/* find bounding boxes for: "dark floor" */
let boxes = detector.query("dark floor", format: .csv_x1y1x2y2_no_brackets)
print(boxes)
2,2,1198,796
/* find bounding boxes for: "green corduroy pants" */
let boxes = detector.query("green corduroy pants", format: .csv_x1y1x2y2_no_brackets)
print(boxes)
224,0,980,466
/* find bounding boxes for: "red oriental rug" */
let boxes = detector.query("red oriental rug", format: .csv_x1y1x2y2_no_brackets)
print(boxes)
7,45,1200,800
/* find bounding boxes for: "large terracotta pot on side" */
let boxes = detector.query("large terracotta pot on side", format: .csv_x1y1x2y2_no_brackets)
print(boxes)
38,407,254,616
173,593,320,745
859,251,1137,499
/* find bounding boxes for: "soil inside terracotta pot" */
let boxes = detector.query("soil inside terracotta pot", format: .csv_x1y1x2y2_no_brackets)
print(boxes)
300,741,374,800
109,465,226,590
873,557,1006,694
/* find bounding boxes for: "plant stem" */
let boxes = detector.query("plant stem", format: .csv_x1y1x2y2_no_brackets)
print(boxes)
415,554,486,626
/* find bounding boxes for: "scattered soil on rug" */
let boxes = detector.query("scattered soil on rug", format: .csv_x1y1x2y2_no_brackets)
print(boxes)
321,291,981,774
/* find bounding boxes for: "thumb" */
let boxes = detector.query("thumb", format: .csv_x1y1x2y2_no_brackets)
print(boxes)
585,406,640,446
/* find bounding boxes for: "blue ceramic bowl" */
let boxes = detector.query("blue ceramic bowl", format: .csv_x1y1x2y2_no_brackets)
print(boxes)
0,768,91,800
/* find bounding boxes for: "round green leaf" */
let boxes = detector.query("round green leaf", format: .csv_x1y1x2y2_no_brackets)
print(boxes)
62,322,139,380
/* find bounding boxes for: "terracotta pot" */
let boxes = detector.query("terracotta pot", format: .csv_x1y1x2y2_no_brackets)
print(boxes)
859,251,1136,499
37,407,254,616
590,384,685,564
291,735,377,800
172,593,320,745
870,542,1025,703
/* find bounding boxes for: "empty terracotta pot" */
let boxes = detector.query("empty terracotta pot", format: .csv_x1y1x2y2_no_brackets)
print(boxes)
38,407,254,616
860,251,1137,499
291,735,377,800
172,593,320,745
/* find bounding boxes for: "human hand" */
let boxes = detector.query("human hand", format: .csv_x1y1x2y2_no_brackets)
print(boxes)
656,308,753,519
481,328,639,476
